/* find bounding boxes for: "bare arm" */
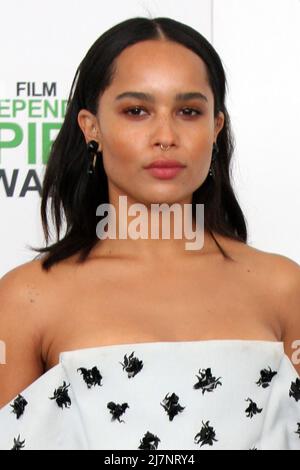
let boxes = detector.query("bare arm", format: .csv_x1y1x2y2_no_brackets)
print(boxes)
274,254,300,376
0,262,45,408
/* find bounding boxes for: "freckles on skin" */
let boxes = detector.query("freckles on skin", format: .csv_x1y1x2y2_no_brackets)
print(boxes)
95,40,220,202
97,40,215,132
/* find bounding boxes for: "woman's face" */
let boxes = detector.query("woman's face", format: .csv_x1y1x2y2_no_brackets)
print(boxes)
78,39,224,207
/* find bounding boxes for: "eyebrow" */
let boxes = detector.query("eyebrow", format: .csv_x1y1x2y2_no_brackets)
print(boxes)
115,91,208,103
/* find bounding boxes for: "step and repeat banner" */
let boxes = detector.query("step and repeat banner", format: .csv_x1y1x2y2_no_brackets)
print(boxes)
0,0,299,277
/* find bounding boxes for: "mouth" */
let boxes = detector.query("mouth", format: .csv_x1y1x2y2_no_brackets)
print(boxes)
144,159,186,169
143,159,186,180
145,165,185,180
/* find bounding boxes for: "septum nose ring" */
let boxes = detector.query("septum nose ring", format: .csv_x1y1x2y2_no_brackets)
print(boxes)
160,144,171,151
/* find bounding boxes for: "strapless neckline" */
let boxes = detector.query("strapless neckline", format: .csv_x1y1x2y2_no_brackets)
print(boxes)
1,337,299,450
59,338,285,358
58,339,299,378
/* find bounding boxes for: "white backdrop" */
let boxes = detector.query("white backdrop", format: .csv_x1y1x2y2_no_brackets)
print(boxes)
0,0,299,277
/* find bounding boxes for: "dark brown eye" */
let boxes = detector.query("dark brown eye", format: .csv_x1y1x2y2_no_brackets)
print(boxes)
180,107,202,117
123,106,202,118
124,106,147,116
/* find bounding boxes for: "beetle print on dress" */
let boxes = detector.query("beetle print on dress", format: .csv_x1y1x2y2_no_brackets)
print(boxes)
10,395,28,419
245,398,263,418
107,401,129,423
1,341,299,450
256,367,277,388
160,392,185,421
11,435,25,450
138,431,161,450
194,420,218,447
119,351,143,378
289,378,300,402
49,381,71,409
77,366,103,388
193,368,222,394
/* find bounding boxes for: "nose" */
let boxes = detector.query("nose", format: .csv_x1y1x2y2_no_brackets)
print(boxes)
152,114,179,150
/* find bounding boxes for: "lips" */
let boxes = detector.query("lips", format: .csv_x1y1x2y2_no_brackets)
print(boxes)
144,159,186,169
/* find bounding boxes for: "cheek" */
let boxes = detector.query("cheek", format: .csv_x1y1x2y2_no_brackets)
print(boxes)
189,139,212,166
187,121,213,155
102,133,140,179
190,160,210,185
187,144,212,184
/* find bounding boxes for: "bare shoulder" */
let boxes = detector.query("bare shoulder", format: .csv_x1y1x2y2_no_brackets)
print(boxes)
260,249,300,375
0,254,77,346
0,253,78,301
0,257,61,407
1,257,49,292
267,251,300,376
239,242,300,284
229,241,300,374
1,259,45,316
221,234,300,274
228,239,300,298
0,257,60,316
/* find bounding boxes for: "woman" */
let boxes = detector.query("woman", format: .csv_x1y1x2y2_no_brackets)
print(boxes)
0,16,299,450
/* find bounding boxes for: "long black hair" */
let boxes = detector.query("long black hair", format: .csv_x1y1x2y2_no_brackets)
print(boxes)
31,16,248,271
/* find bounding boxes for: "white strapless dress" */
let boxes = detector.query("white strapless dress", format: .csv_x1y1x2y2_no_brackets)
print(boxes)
0,340,299,450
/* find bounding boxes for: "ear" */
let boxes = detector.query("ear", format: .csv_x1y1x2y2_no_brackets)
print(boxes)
77,109,101,145
214,111,225,141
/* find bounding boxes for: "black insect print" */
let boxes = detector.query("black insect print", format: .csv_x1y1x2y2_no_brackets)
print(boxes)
138,431,161,450
193,367,222,394
194,420,218,447
49,381,71,409
119,351,143,378
160,392,185,421
295,423,300,439
256,367,277,388
289,378,300,402
10,394,28,419
245,398,263,418
107,401,129,423
11,435,25,450
77,366,103,388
